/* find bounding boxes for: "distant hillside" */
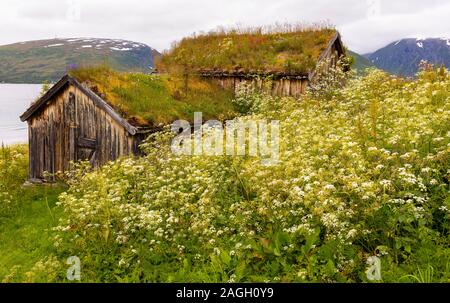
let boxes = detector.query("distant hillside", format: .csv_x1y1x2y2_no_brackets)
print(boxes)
366,38,450,76
0,38,161,83
348,50,375,73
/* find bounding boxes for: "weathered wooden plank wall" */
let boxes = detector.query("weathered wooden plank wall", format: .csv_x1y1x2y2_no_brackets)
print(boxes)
209,76,309,98
205,37,345,98
28,84,143,180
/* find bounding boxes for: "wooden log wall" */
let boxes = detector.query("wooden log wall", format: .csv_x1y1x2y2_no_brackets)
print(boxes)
211,76,309,98
28,84,142,180
200,34,346,99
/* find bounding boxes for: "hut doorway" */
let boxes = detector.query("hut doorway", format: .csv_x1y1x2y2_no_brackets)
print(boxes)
67,92,78,167
66,92,97,168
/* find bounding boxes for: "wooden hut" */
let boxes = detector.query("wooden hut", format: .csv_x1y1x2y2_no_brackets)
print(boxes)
21,28,348,181
20,75,148,181
20,69,234,181
162,30,347,98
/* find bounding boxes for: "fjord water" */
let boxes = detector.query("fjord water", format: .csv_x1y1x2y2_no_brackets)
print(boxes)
0,84,42,145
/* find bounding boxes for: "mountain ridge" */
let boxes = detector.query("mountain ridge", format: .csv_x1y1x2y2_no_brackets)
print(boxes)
2,36,449,82
348,50,375,73
0,38,161,83
366,38,450,76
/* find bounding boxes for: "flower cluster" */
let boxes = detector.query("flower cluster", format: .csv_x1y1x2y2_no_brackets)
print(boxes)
52,67,450,282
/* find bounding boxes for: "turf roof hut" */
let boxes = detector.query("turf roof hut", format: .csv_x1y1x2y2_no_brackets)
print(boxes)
20,68,234,181
162,27,347,98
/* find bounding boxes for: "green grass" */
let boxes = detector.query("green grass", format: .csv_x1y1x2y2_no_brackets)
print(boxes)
70,66,236,127
0,186,65,281
1,68,450,282
49,68,450,283
161,24,337,74
0,144,66,281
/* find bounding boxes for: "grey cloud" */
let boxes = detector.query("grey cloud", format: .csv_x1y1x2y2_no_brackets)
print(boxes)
0,0,449,54
16,0,68,20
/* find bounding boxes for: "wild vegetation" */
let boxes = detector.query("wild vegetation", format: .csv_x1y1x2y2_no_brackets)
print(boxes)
2,65,448,282
160,23,336,74
0,145,64,280
0,145,29,218
70,66,235,127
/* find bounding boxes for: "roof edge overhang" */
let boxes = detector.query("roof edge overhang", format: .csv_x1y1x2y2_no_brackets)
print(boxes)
308,31,346,81
20,75,139,136
197,69,310,80
20,74,70,122
188,30,345,81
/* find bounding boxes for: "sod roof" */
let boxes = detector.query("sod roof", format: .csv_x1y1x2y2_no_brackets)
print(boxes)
69,66,236,128
161,27,339,75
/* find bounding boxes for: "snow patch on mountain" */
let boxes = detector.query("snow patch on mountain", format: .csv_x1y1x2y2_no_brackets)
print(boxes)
367,37,450,77
45,43,64,48
110,47,132,51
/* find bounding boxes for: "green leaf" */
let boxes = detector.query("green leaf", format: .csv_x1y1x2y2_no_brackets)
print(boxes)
404,245,412,254
220,251,231,266
273,248,282,257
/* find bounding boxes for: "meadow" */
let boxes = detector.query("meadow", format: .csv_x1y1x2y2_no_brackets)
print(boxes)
0,145,65,280
0,66,449,282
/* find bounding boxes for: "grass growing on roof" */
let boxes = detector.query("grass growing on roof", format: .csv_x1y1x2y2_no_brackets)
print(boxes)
161,23,337,74
69,66,236,127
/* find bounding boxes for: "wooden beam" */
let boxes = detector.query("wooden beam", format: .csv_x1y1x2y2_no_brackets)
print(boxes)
198,70,309,80
308,31,346,81
20,75,70,122
68,77,139,136
78,137,97,149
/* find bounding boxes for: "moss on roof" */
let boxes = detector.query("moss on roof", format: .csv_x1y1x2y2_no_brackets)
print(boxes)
161,26,337,75
69,66,236,127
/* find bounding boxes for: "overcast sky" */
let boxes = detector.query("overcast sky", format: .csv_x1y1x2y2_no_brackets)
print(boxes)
0,0,449,54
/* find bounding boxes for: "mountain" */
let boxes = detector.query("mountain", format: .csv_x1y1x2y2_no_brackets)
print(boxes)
348,50,375,73
0,38,161,83
366,38,450,77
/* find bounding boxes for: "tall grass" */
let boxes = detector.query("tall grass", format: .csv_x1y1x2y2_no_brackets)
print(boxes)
160,23,337,74
0,144,28,218
70,66,236,127
41,67,450,282
0,144,66,282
